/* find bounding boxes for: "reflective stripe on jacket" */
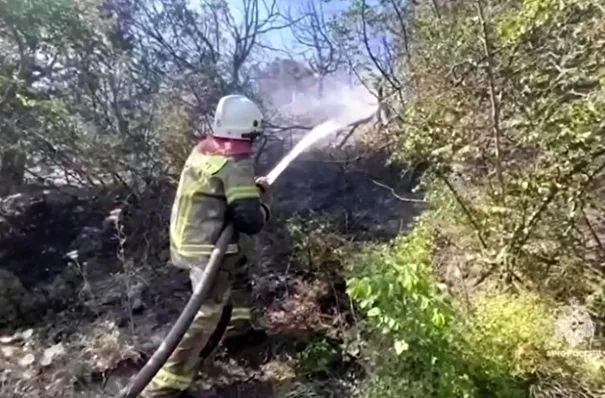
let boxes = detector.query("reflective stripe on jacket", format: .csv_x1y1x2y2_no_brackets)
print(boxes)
147,368,194,390
169,147,261,262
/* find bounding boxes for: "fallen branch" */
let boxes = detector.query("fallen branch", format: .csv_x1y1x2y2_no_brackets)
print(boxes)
473,263,498,287
370,179,427,203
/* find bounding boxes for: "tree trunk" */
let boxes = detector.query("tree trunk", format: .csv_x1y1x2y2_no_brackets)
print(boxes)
0,147,26,197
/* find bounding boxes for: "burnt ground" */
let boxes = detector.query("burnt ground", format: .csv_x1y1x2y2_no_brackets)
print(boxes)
0,144,424,398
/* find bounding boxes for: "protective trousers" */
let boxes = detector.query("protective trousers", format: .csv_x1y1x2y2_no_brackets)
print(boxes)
224,234,257,340
142,256,240,398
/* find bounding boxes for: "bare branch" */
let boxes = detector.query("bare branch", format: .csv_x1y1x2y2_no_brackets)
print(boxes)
476,0,505,202
370,179,427,203
360,0,401,91
287,0,343,96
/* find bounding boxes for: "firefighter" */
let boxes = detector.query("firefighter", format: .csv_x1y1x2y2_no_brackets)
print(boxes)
143,94,271,398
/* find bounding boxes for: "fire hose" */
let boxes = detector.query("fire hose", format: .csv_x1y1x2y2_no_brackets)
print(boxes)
119,223,235,398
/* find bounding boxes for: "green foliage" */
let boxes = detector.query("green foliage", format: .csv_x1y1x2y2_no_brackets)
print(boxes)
347,223,479,398
463,291,605,395
297,338,342,376
155,98,195,179
345,221,603,397
0,0,138,185
389,0,605,298
286,214,347,273
347,224,452,353
0,0,273,188
465,292,564,378
334,0,605,395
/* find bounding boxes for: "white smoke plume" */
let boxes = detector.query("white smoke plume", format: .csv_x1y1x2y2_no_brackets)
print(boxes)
258,72,380,184
260,70,379,147
279,78,378,125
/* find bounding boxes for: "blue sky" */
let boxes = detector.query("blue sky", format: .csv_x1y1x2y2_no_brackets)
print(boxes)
186,0,385,77
225,0,348,52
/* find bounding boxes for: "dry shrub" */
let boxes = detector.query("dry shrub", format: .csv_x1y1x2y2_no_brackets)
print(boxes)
264,279,345,336
81,319,141,372
154,98,196,179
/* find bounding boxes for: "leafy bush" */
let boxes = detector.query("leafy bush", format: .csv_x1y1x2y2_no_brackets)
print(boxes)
466,292,562,377
464,291,605,394
286,214,348,273
345,220,604,398
155,98,196,179
346,222,478,398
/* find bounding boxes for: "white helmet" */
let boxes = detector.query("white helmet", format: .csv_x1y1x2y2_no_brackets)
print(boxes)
211,94,264,140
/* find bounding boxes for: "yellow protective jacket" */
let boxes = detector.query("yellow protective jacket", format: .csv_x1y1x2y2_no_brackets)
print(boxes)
169,141,270,266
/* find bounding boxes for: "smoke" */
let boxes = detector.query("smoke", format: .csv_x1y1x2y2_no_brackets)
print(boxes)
263,73,379,148
260,67,378,120
283,79,377,123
